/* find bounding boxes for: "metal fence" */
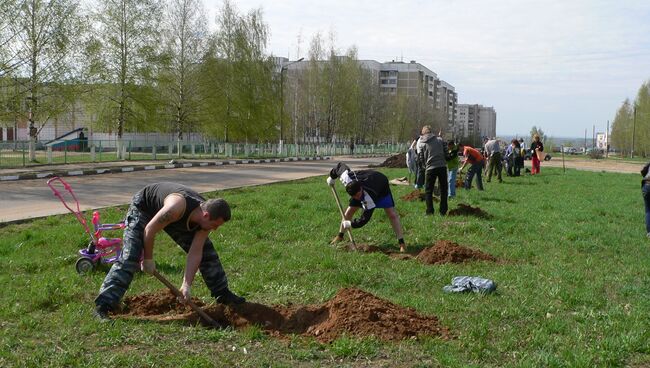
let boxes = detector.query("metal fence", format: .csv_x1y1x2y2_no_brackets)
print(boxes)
0,140,407,168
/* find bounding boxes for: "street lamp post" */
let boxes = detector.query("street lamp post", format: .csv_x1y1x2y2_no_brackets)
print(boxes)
280,58,304,148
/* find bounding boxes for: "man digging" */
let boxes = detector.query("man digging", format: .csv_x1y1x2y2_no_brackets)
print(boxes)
327,162,407,252
94,182,245,322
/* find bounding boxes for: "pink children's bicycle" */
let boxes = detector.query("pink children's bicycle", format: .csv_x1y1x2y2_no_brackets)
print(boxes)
47,177,126,274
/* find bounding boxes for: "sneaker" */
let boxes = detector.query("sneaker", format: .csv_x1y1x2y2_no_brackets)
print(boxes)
93,305,112,323
215,289,246,305
647,232,650,239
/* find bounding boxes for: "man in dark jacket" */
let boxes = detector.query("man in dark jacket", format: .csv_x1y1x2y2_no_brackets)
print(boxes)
416,125,448,215
94,182,244,322
327,162,406,252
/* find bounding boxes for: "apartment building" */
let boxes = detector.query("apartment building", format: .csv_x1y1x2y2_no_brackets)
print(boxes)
434,79,458,137
478,106,497,138
456,104,497,142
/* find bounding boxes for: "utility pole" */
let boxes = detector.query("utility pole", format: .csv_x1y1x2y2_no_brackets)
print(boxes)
606,120,609,158
592,124,595,149
584,129,587,153
279,58,304,152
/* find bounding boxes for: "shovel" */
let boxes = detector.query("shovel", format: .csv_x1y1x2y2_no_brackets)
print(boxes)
329,186,356,250
152,270,221,328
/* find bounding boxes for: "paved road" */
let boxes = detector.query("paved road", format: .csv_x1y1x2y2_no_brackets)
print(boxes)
0,156,386,223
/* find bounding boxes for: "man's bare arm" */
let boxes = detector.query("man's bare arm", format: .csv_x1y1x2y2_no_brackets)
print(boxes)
143,194,185,260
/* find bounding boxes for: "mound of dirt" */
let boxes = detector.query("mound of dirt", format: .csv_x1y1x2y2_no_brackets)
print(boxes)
415,240,497,265
113,288,448,342
401,190,425,201
448,203,490,218
376,153,407,168
400,190,439,202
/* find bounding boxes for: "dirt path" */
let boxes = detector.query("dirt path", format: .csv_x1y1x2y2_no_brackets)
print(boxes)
532,157,644,174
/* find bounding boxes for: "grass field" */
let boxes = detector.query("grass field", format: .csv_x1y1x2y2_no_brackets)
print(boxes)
1,167,649,367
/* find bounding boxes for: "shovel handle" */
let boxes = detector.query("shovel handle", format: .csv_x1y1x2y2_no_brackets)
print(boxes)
151,270,221,328
330,186,356,248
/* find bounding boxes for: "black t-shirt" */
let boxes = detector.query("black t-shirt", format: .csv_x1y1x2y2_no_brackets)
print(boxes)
329,163,390,209
134,182,203,232
347,170,390,209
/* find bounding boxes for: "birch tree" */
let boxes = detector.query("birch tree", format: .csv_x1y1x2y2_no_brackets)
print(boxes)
0,0,20,77
634,82,650,156
610,99,633,155
88,0,162,157
159,0,208,147
202,0,274,142
8,0,85,160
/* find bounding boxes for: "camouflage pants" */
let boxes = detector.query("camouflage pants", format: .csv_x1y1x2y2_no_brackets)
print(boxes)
95,199,229,310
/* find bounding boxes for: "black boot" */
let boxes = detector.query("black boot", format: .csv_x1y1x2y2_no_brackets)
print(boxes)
215,288,246,305
93,305,112,323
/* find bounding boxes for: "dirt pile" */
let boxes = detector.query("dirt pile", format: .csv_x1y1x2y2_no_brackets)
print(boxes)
400,190,425,201
376,153,407,168
416,240,497,265
400,190,439,202
114,288,448,342
448,203,490,218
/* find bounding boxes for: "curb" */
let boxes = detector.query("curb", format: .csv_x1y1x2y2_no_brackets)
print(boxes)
0,156,331,182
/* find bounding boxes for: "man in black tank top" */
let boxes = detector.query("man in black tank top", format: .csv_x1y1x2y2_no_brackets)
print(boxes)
94,182,244,322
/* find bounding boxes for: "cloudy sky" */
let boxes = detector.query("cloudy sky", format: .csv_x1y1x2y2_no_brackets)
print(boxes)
204,0,650,138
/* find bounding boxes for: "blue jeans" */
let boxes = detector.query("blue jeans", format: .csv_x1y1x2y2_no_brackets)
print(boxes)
448,168,458,197
641,182,650,234
464,162,484,190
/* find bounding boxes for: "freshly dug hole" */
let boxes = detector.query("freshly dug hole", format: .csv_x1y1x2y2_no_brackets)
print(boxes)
113,288,449,342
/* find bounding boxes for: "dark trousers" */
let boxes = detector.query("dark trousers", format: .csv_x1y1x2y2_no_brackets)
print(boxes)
95,202,229,310
425,167,448,215
415,165,426,188
514,157,523,176
465,162,484,190
641,182,650,234
487,152,502,182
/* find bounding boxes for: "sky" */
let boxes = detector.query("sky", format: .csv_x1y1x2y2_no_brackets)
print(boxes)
203,0,650,138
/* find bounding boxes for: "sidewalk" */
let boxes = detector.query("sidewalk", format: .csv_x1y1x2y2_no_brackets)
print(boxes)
0,154,393,181
0,156,332,181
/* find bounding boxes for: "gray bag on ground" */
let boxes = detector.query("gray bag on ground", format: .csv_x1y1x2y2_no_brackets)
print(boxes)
443,276,497,294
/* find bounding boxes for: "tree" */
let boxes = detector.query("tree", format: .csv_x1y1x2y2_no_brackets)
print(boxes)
201,0,274,142
8,0,85,160
610,99,633,155
634,81,650,157
530,126,546,143
87,0,163,157
159,0,209,147
0,0,20,77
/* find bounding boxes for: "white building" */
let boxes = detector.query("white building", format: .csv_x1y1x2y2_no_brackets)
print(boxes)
596,132,608,150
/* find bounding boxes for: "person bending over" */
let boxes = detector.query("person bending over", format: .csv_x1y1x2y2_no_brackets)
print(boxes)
327,162,407,252
94,182,245,322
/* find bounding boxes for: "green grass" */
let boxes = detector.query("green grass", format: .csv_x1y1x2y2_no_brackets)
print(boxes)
1,167,650,367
